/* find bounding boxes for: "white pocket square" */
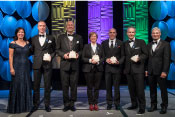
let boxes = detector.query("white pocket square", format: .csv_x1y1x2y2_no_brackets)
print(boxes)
77,41,79,44
48,40,52,43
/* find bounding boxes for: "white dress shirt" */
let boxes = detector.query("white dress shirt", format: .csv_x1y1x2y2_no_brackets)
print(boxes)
89,43,97,63
39,33,46,46
67,33,74,41
152,39,160,52
129,37,135,48
91,43,97,53
109,38,116,48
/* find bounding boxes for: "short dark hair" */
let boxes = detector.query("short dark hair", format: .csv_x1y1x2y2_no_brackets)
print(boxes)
89,32,98,39
38,20,46,24
14,27,27,41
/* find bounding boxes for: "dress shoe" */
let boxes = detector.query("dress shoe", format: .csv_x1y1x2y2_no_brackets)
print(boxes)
147,106,157,112
136,109,145,115
45,106,51,112
94,104,98,111
63,106,69,112
160,107,167,114
127,105,138,110
107,104,112,110
89,104,94,111
70,106,76,111
115,105,120,110
31,106,38,112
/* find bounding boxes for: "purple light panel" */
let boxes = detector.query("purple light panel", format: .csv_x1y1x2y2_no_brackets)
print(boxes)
88,1,113,44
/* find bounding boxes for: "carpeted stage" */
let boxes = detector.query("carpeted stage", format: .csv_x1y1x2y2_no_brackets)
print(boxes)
0,86,175,117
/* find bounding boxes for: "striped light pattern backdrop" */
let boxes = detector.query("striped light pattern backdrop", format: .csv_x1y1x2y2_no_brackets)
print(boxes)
88,1,113,44
123,1,148,44
51,1,76,35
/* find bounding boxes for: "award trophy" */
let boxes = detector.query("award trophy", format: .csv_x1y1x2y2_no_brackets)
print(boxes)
110,56,117,64
43,53,51,62
131,55,139,62
69,50,77,59
92,54,100,62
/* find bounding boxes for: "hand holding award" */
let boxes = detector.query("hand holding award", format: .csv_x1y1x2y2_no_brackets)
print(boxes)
131,55,139,62
92,54,100,63
43,53,51,62
110,56,117,64
69,50,77,59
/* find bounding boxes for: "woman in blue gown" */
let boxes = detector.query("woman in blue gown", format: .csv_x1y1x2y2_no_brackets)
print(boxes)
7,27,32,113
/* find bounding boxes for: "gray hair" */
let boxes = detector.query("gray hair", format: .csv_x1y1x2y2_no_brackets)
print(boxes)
152,27,161,33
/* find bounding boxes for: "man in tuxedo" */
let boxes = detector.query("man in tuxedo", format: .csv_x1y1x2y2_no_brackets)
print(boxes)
31,21,55,112
124,26,147,115
146,27,171,114
56,20,83,112
102,28,125,110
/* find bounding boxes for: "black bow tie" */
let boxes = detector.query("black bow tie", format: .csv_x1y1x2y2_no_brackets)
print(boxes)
152,41,157,44
68,34,73,37
129,40,134,43
39,35,45,37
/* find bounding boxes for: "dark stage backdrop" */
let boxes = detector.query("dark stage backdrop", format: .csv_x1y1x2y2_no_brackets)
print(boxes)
0,1,173,90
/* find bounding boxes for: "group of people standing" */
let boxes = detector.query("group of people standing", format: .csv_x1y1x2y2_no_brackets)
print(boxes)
7,20,171,115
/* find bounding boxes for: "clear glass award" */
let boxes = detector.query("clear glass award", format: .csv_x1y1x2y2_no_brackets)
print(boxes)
131,55,139,62
92,54,100,62
69,50,77,59
43,53,51,61
110,56,117,64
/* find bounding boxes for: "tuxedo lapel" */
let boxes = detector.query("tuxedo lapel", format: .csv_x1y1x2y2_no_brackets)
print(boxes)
150,43,153,56
96,44,100,55
126,40,131,55
72,35,77,49
154,40,162,53
88,44,93,57
42,35,49,49
35,36,43,50
63,35,71,50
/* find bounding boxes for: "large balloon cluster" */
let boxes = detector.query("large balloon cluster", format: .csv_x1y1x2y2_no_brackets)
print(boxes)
0,1,50,81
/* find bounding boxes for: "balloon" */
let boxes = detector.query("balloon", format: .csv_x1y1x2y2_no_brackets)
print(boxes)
149,1,168,20
32,1,50,21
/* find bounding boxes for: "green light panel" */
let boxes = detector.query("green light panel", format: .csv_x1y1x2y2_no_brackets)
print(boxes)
123,1,148,44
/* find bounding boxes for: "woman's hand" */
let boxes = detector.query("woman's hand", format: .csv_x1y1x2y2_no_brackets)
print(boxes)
10,68,15,76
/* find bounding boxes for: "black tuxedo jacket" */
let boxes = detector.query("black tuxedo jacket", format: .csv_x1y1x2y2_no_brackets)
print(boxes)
124,39,148,74
102,39,125,73
82,44,104,72
31,35,55,69
147,40,171,75
56,33,83,71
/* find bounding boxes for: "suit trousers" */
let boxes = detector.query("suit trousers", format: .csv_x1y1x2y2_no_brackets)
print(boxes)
105,72,121,106
60,69,78,107
33,66,52,107
126,73,145,109
85,68,102,105
148,75,168,108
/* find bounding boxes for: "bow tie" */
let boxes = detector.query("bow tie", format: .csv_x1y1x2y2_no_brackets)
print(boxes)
39,35,45,37
68,34,73,37
129,40,134,43
152,41,157,44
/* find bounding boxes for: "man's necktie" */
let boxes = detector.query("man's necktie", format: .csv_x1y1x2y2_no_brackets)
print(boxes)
111,41,113,48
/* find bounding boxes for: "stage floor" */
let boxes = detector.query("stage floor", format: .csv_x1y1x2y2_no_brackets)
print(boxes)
0,86,175,117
